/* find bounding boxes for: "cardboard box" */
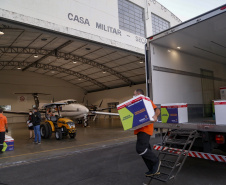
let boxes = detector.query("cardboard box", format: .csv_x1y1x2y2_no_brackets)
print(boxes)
117,95,155,130
220,87,226,100
4,135,14,151
214,100,226,125
161,103,188,123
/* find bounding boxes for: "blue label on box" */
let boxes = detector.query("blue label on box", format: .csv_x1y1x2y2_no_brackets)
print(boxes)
126,100,150,128
161,108,178,123
5,141,14,151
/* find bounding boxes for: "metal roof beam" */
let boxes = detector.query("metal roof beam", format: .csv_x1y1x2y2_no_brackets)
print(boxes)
21,40,73,71
0,47,137,85
0,61,108,89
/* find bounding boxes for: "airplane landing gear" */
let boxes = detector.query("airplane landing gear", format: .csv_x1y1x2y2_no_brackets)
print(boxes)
84,114,88,127
77,119,83,124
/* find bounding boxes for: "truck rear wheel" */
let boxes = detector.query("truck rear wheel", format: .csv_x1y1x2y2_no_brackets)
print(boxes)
40,124,49,139
55,129,62,140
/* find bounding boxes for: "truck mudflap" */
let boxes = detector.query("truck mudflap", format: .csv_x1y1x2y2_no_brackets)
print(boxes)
153,144,226,163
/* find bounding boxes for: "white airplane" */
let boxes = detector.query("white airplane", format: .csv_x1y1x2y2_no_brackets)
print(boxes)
45,99,89,125
5,93,118,126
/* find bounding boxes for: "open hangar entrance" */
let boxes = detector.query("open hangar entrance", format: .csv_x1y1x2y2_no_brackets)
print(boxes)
0,18,147,123
0,17,147,163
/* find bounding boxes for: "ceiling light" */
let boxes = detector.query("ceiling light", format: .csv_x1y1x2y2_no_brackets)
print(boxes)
103,71,106,73
177,47,181,49
73,61,77,64
85,48,91,50
17,67,21,70
0,31,4,35
34,54,38,58
139,61,144,64
78,78,82,80
168,50,171,52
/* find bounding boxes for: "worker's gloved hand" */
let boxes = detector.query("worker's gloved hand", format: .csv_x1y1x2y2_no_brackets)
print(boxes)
6,129,8,133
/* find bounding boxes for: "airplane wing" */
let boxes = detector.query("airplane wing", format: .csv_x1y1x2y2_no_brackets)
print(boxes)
4,109,46,115
4,111,29,115
91,111,119,116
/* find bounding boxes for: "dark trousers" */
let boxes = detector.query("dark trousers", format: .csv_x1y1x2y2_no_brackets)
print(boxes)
0,132,5,151
136,132,158,171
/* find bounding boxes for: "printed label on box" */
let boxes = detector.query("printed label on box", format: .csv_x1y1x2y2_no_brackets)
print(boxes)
161,107,178,123
117,95,154,130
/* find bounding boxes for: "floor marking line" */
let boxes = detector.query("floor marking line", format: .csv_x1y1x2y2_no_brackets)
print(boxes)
0,135,135,160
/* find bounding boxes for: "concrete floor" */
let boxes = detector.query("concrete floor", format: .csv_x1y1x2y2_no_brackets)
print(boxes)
1,118,226,185
0,118,136,168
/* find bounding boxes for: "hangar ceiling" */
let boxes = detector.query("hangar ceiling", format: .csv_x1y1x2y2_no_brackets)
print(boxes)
0,23,145,93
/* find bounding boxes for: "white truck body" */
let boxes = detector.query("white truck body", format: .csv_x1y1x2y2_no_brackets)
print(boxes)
146,4,226,155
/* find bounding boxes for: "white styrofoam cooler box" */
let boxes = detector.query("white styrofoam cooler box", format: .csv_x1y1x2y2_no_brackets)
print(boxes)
220,87,226,100
117,95,155,130
4,135,14,151
161,103,188,123
214,100,226,125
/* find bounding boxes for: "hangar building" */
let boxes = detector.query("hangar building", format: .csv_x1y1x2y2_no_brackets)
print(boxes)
0,0,181,122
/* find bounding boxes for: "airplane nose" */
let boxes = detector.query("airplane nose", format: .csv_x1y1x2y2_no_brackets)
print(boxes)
85,107,89,113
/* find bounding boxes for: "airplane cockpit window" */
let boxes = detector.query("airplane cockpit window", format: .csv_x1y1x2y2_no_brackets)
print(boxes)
67,100,78,104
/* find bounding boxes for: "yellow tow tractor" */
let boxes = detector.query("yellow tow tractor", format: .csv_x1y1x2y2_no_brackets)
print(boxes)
40,103,77,140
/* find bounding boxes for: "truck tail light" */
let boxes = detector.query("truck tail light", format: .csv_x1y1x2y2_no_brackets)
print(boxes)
215,135,225,144
220,6,226,10
149,36,153,40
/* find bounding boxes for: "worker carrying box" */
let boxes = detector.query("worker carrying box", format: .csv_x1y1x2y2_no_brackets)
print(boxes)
117,95,155,130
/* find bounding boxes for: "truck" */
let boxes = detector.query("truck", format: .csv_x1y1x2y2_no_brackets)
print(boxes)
145,2,226,170
145,4,226,183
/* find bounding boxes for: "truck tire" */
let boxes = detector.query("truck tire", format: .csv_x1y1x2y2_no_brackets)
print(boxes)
55,129,62,140
40,124,49,139
46,122,52,139
69,133,76,139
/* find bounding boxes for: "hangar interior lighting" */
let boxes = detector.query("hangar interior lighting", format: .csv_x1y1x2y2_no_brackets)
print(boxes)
34,54,38,58
177,46,181,49
139,61,144,64
73,61,77,64
17,67,21,70
103,71,106,73
0,31,4,35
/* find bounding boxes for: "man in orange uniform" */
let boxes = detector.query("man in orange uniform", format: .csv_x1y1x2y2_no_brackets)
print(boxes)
0,108,8,153
133,89,161,176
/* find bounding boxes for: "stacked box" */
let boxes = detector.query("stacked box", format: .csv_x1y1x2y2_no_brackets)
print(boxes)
161,103,188,123
220,87,226,100
4,135,14,151
214,100,226,125
117,95,155,130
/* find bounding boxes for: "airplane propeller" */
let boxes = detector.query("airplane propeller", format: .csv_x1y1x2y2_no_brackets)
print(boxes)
14,93,51,108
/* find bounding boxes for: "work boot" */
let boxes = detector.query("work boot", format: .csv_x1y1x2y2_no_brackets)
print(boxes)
145,160,161,177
